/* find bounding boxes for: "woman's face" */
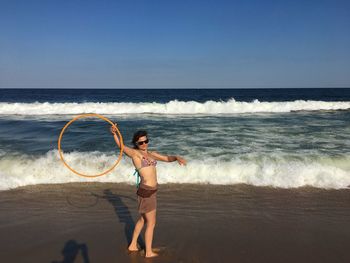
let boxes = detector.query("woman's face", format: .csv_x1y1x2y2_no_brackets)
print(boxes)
136,136,149,150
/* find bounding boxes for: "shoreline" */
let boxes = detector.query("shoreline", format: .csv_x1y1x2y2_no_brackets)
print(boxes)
2,181,350,193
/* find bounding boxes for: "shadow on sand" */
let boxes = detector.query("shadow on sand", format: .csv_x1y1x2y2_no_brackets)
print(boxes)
92,189,145,250
51,239,90,263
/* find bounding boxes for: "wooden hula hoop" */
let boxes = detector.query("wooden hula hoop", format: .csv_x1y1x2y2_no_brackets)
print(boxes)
57,113,124,178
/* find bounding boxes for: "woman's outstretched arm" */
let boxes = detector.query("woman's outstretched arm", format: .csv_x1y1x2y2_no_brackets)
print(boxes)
110,124,135,158
150,151,187,166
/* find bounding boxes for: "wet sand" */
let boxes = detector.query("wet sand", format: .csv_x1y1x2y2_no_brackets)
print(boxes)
0,182,350,263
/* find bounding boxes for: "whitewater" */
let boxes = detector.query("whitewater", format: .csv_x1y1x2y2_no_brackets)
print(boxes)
0,149,350,191
1,89,349,191
0,99,350,115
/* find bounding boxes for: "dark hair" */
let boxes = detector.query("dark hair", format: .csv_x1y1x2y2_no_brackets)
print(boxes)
131,130,148,149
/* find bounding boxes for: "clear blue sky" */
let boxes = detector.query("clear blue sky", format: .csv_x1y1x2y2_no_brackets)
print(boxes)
0,0,349,88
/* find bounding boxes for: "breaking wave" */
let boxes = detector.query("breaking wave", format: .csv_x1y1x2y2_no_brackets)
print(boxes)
0,99,349,115
0,150,349,191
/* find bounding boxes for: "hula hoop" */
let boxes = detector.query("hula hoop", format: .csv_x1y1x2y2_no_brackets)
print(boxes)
57,113,124,178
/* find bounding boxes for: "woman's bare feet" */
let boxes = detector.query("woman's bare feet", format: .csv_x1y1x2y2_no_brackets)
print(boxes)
145,251,158,258
127,244,139,252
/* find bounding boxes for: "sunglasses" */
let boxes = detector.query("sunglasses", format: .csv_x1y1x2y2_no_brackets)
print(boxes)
137,139,149,145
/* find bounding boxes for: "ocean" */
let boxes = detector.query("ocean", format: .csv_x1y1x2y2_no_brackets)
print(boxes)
0,88,349,191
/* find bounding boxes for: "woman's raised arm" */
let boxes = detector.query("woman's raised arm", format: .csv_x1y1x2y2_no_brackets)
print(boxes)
110,124,136,158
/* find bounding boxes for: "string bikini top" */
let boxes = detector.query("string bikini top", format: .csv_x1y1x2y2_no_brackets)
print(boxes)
133,154,157,188
140,155,157,168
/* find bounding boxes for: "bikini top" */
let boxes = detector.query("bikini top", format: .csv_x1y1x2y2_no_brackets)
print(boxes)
133,154,157,188
140,155,157,168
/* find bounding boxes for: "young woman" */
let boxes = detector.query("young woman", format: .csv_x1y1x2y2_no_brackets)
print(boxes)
110,125,187,258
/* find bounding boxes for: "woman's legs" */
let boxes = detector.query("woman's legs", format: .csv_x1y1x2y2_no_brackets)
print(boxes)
143,209,158,257
128,216,144,251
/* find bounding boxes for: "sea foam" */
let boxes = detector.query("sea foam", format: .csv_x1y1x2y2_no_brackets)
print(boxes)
0,150,349,191
0,99,350,115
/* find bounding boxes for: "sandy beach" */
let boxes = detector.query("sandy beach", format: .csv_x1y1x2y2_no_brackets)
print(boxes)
0,183,349,263
1,0,350,261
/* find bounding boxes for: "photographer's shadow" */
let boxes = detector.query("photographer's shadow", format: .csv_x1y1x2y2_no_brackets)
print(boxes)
92,189,145,249
51,239,90,263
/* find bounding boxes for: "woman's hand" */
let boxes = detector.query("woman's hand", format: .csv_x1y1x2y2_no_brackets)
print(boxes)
110,123,118,135
110,123,121,147
176,156,187,166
